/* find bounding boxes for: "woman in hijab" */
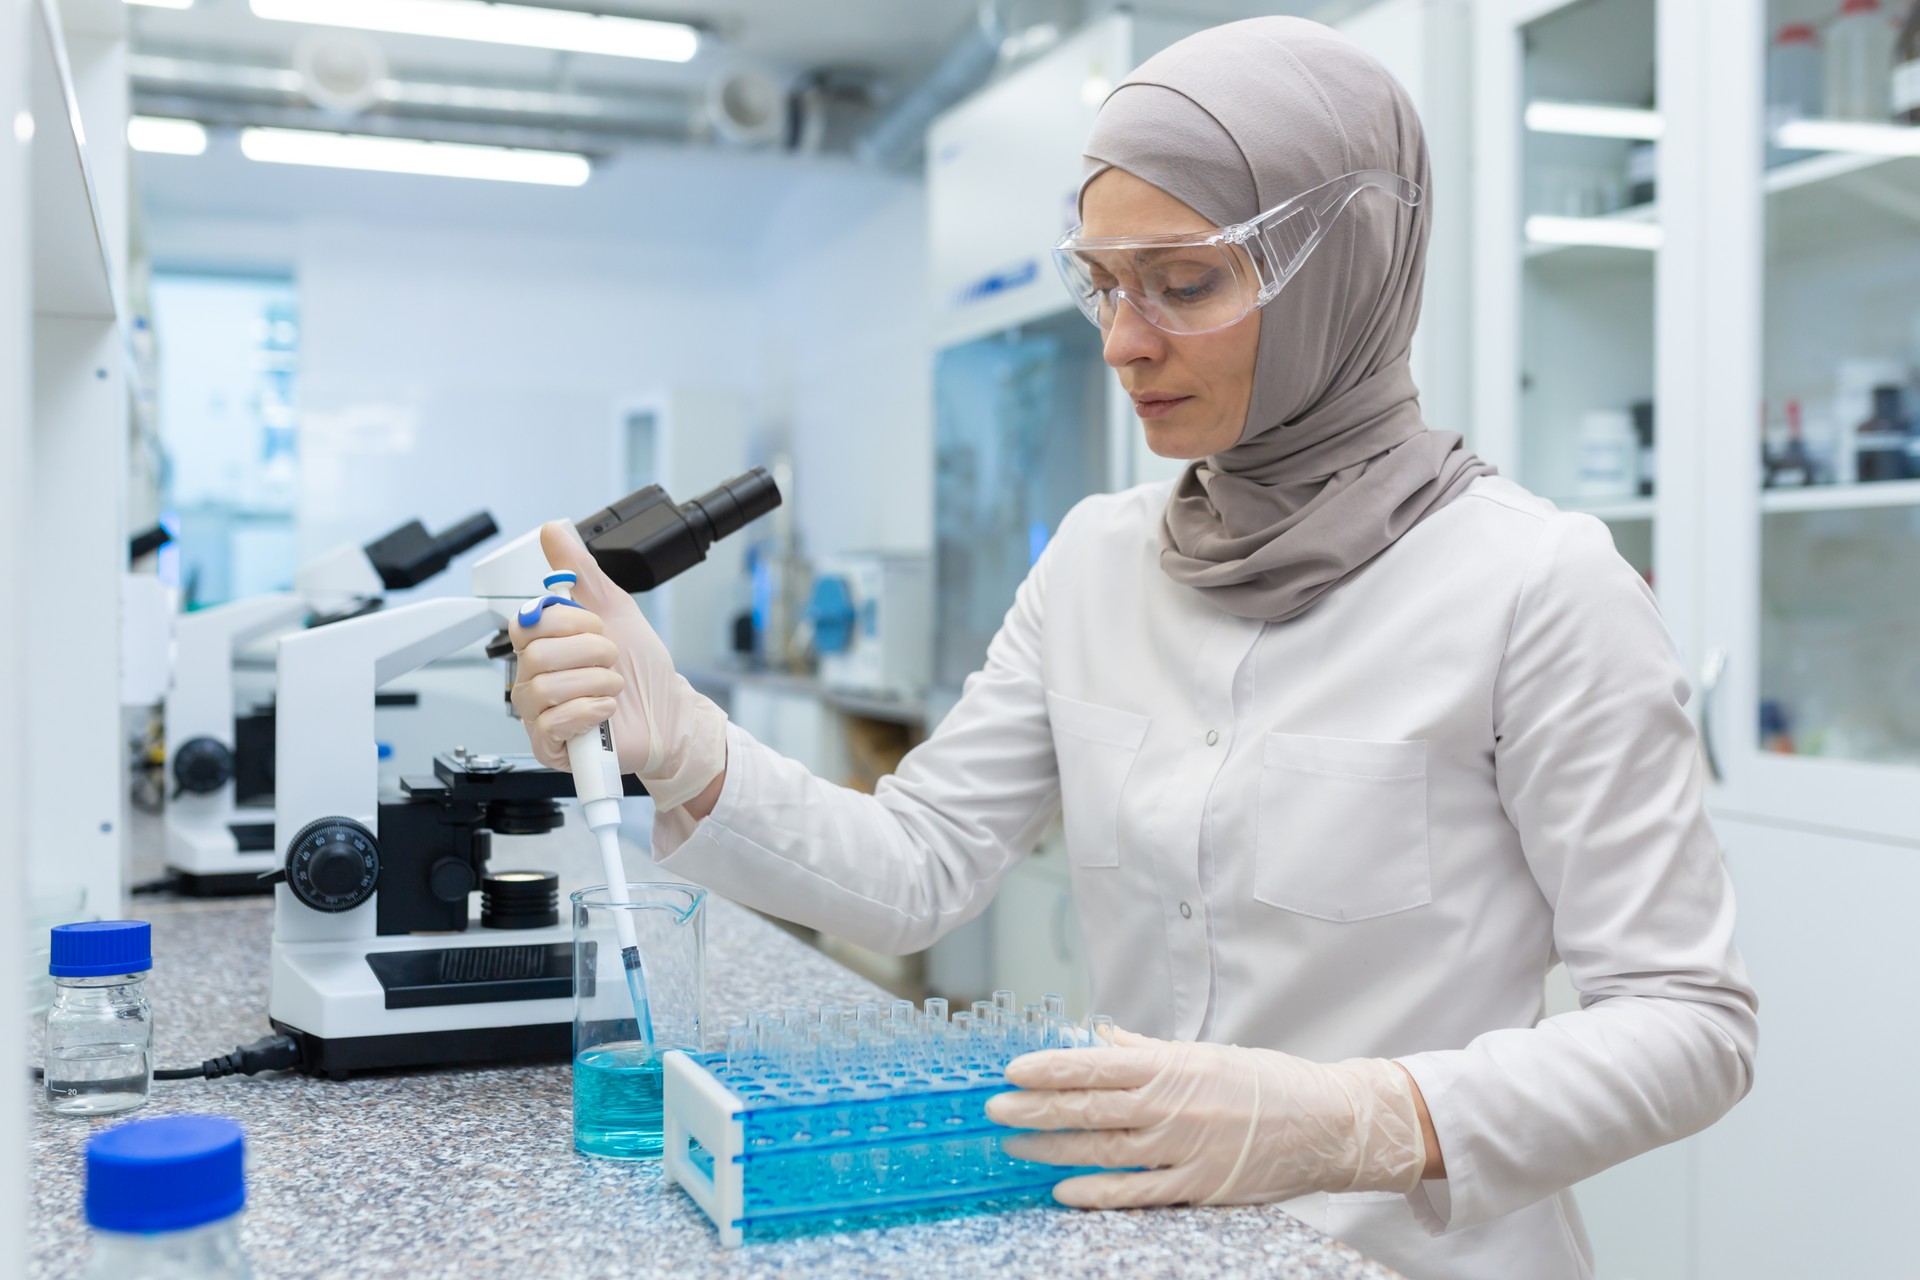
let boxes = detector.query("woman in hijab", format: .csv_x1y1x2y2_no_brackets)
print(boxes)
510,17,1756,1278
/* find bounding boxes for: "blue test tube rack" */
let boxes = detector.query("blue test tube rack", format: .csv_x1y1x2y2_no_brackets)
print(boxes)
662,992,1117,1246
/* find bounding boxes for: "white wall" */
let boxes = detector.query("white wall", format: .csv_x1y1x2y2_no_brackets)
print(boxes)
293,221,764,586
142,145,935,598
754,166,934,558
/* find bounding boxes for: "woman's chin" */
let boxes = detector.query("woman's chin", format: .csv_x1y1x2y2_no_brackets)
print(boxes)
1142,419,1219,462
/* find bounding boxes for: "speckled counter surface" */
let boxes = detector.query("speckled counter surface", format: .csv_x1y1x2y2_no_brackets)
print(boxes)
30,825,1399,1279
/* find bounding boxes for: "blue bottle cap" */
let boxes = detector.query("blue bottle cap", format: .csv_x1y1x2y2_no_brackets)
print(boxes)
86,1116,246,1234
543,571,578,588
49,921,151,978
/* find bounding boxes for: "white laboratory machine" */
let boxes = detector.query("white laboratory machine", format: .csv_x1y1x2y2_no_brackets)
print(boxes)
266,473,779,1075
807,553,932,702
164,514,497,894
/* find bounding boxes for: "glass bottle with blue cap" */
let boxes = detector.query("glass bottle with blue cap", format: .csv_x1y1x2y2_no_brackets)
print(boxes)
44,921,153,1115
85,1115,251,1278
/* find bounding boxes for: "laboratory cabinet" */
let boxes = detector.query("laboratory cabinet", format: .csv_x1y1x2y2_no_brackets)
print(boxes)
1479,0,1920,1275
3,0,133,1267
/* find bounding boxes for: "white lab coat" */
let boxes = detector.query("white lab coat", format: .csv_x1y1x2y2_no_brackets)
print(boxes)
653,475,1758,1280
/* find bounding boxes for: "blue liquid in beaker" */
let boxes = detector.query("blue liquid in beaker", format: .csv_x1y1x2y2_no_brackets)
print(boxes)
574,1042,665,1159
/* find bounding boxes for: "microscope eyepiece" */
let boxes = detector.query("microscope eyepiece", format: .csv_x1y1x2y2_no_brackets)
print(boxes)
578,467,782,594
366,511,502,590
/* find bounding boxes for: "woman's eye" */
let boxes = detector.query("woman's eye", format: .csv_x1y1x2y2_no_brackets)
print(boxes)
1156,276,1218,305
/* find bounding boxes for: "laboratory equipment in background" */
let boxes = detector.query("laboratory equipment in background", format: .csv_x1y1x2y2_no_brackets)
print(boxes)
1898,1,1920,122
45,922,153,1117
1768,23,1823,166
806,553,932,701
265,472,776,1076
84,1117,251,1280
733,457,812,674
1855,386,1913,481
164,513,498,895
1764,400,1822,488
1577,409,1640,499
663,994,1112,1246
572,883,706,1159
1826,0,1896,121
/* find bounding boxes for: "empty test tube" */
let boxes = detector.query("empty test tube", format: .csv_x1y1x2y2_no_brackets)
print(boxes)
924,997,948,1024
1088,1013,1116,1046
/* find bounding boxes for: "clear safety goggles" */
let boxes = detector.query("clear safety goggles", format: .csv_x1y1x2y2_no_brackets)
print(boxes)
1051,169,1421,336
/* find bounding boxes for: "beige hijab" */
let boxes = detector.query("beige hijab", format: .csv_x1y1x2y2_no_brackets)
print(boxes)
1082,17,1494,623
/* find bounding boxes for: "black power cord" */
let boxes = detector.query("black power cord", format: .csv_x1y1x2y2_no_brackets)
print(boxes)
34,1034,304,1083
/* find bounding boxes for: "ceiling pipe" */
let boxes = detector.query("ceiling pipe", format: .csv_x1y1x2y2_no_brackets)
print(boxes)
130,49,703,144
855,1,1006,170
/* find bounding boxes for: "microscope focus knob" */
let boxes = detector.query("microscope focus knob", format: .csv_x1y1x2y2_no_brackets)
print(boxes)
172,737,234,795
284,817,380,913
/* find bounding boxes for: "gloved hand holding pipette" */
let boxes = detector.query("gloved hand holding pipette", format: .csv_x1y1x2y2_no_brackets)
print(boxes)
512,567,658,1044
507,521,728,813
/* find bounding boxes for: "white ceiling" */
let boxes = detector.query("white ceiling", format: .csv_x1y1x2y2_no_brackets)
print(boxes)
129,1,1331,88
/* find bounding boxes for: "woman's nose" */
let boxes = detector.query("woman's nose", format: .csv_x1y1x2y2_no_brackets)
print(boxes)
1101,293,1165,368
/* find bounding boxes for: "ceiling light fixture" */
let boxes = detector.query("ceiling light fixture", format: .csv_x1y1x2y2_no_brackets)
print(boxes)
249,0,698,63
1774,119,1920,156
124,0,195,9
239,126,592,186
127,116,208,155
1524,100,1664,141
1524,214,1663,251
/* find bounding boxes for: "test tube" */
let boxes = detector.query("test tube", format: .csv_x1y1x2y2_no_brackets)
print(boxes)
992,989,1018,1021
1087,1013,1116,1047
924,997,948,1024
891,1000,916,1030
1043,993,1067,1019
726,1023,750,1070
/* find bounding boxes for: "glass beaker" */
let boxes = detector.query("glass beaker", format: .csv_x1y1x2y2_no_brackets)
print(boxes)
571,883,705,1159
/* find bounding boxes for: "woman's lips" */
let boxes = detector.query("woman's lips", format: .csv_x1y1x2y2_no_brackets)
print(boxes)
1132,394,1193,420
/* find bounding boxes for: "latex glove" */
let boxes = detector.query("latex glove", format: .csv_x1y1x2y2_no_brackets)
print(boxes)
507,521,727,811
984,1029,1425,1210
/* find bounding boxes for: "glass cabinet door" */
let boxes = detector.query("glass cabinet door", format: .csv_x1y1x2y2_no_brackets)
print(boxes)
1515,0,1660,583
1703,0,1920,844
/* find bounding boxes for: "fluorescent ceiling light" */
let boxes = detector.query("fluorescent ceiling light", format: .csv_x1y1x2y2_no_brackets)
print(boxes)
127,116,208,155
125,0,195,9
249,0,698,63
1525,214,1663,251
1774,119,1920,156
239,127,591,186
1524,100,1663,141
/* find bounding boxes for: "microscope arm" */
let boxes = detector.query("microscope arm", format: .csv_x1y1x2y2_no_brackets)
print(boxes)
165,594,308,752
273,596,508,944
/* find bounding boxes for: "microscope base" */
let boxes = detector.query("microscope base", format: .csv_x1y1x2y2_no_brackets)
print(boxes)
165,808,278,895
272,1018,570,1079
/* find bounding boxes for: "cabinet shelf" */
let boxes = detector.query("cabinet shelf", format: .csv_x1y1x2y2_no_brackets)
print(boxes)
29,0,121,323
1760,479,1920,514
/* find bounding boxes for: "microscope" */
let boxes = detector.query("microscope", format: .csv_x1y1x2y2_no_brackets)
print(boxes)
164,514,499,894
265,470,780,1077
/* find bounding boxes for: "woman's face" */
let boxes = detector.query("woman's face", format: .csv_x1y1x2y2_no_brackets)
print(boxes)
1079,167,1261,460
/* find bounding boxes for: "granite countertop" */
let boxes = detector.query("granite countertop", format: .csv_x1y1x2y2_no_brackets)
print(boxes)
30,820,1399,1279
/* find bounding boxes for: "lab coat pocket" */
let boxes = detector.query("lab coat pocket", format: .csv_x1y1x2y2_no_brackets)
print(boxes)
1045,692,1149,869
1255,733,1430,921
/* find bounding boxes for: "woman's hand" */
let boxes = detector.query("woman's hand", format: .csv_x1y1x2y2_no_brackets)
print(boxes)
507,520,729,813
984,1028,1430,1208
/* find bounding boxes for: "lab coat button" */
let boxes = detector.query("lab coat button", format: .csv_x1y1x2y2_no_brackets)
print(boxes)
1179,901,1193,919
1205,729,1220,746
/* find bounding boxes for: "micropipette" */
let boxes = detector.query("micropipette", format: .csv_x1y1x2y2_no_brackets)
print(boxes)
518,571,654,1048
